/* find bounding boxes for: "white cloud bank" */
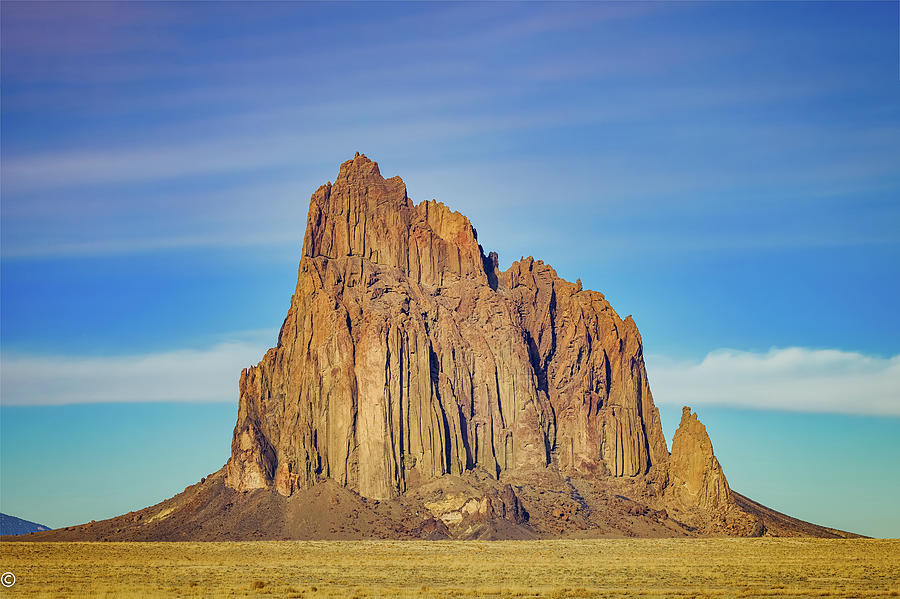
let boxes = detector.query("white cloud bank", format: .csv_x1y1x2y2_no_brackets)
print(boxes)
646,347,900,416
2,343,898,416
1,341,271,406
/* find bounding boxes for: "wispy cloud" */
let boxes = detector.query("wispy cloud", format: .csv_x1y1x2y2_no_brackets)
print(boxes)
473,2,669,42
1,134,306,192
0,233,302,259
2,1,897,262
5,80,888,194
4,341,897,415
0,337,274,406
0,1,178,56
647,347,900,416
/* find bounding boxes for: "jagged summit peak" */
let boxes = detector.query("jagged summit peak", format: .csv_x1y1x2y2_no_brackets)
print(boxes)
681,405,694,423
337,152,383,181
674,406,715,456
301,154,487,287
678,406,707,430
668,405,731,512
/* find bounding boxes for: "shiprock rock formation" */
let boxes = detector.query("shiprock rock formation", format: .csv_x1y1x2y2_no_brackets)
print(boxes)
12,154,858,541
226,153,666,501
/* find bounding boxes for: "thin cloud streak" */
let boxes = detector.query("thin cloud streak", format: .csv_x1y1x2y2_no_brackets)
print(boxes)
0,233,302,260
4,79,890,194
3,343,897,415
647,347,900,416
2,2,896,262
1,340,273,406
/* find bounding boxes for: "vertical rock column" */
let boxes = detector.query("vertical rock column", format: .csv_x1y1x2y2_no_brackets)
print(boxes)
667,406,731,511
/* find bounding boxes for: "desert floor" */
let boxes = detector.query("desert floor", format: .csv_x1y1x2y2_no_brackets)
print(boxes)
0,539,897,598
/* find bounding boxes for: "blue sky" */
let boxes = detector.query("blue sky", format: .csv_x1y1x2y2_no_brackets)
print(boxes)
1,2,898,537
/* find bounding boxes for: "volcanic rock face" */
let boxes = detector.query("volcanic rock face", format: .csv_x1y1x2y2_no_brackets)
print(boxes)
225,153,668,500
667,407,731,512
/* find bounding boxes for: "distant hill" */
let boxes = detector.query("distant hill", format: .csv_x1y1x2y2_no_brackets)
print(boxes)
1,513,51,535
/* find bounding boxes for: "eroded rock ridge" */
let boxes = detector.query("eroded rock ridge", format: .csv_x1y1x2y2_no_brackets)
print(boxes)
225,153,670,501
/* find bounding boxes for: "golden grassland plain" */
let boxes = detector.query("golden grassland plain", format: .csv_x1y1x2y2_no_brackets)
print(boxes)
1,539,898,598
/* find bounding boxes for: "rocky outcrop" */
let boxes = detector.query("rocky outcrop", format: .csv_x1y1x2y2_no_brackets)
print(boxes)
667,406,731,512
502,259,668,477
225,153,669,500
423,484,527,534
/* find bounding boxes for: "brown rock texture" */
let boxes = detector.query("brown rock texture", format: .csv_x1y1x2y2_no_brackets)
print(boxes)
667,406,731,512
224,153,668,501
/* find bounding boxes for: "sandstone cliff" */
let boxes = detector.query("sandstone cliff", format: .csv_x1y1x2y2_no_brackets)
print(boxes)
225,153,668,501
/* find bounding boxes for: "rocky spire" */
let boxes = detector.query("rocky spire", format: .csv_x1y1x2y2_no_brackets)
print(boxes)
667,406,731,511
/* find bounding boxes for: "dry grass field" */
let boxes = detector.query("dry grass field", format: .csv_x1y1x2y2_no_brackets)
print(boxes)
1,539,897,598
